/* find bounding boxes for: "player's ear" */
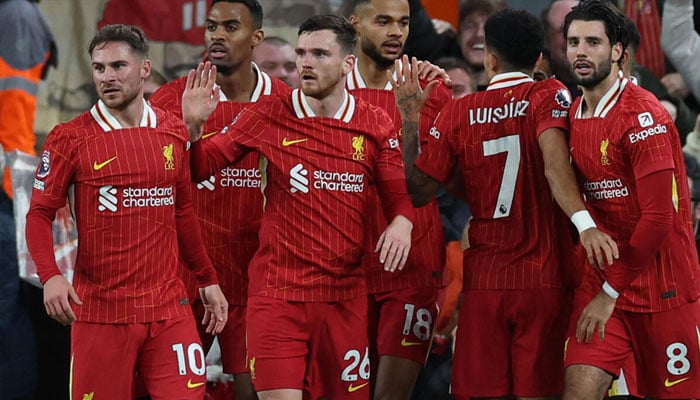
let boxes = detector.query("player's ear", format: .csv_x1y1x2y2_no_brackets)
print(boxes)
343,53,356,75
141,58,151,80
611,42,623,64
252,29,264,49
350,14,360,36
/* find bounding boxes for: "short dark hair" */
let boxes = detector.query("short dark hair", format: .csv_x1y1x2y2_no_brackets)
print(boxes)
485,9,544,70
298,14,357,55
211,0,263,29
563,0,631,64
89,24,149,57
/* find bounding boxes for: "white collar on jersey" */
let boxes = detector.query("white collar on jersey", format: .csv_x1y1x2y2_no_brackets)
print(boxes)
486,72,533,91
574,71,628,119
346,60,398,91
218,62,273,101
90,99,157,132
291,88,356,122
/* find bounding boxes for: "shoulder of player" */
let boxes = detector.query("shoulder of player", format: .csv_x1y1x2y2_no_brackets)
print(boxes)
268,76,293,96
50,111,94,138
149,76,187,106
354,96,393,123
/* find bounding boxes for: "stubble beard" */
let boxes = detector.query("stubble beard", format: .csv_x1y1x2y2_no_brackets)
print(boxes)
573,56,613,88
361,37,396,71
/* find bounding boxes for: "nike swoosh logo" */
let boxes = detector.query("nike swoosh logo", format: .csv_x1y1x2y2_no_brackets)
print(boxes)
282,137,308,147
664,377,689,387
401,338,422,347
187,379,205,389
93,156,117,170
201,131,219,140
347,382,369,393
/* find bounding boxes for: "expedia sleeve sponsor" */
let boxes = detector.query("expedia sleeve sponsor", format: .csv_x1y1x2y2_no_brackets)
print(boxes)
628,123,668,144
583,178,630,200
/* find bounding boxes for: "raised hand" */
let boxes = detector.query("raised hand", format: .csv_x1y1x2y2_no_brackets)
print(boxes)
388,55,440,120
182,61,220,141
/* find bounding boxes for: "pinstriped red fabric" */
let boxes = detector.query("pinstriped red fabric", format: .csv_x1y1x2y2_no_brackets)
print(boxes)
417,75,572,290
150,71,291,305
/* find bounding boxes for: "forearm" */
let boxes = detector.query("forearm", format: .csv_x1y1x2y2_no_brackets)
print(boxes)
176,208,218,287
605,170,674,293
26,203,61,283
377,178,417,225
401,118,440,206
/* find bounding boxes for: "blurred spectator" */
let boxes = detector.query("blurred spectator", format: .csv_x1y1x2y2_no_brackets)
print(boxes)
456,0,506,89
624,0,664,78
684,114,700,162
252,36,299,88
661,0,700,104
435,56,474,98
143,69,167,101
541,0,579,94
0,0,56,399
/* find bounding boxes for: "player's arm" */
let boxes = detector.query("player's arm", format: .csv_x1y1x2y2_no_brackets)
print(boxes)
373,114,416,272
25,131,82,325
175,144,228,334
389,54,442,206
576,169,674,343
538,127,619,268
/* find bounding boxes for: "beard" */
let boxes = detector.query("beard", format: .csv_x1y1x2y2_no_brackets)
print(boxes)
361,37,396,70
211,61,234,76
572,56,613,88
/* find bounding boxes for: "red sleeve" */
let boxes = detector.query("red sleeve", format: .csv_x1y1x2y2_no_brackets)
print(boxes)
377,178,416,224
176,140,218,286
415,101,459,182
26,202,61,284
374,112,416,224
534,80,571,138
190,105,267,181
605,169,674,292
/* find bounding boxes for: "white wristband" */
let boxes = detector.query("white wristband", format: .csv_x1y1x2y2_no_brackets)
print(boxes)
571,210,597,233
602,281,620,299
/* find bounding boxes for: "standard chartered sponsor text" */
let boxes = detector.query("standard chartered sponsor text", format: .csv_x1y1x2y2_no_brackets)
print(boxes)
583,178,629,200
122,186,174,207
220,167,261,188
313,169,364,193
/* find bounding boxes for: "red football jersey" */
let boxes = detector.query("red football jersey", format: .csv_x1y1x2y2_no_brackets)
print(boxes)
27,101,216,323
190,89,414,302
416,73,572,290
347,63,450,292
569,77,700,312
149,66,291,305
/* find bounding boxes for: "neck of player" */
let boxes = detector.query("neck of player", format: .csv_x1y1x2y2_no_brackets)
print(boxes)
357,51,393,89
216,62,258,102
305,80,348,118
580,65,622,118
109,93,145,128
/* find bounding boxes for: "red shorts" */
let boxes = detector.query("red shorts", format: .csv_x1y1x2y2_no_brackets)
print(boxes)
608,355,640,398
246,296,370,399
70,315,205,400
452,289,571,398
192,299,248,374
367,287,439,364
565,289,700,399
